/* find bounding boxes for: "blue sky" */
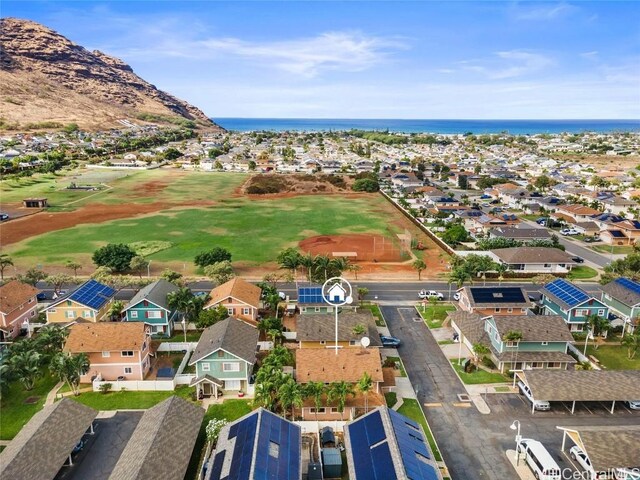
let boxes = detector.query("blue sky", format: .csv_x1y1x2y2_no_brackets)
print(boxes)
4,1,639,119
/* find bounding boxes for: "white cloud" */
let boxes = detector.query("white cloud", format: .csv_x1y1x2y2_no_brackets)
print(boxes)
457,50,553,79
580,51,598,59
513,2,578,21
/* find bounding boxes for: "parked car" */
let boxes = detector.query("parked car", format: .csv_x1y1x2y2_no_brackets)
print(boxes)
536,217,549,225
418,290,444,300
569,446,596,479
0,213,9,221
480,194,492,199
584,236,600,243
490,199,500,204
453,292,461,301
36,292,47,301
517,381,551,411
380,335,401,348
625,400,640,410
571,256,584,263
489,207,503,214
560,228,579,236
72,439,85,454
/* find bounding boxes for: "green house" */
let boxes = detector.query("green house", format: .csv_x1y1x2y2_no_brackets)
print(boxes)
601,278,640,334
188,317,259,398
540,279,609,332
123,280,179,337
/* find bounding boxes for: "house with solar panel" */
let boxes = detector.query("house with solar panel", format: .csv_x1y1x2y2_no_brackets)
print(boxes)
122,279,180,337
344,406,441,480
541,279,609,332
456,286,532,316
45,279,115,324
205,408,302,480
297,285,357,314
601,277,640,334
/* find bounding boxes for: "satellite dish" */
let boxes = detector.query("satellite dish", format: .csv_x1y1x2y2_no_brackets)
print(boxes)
360,336,370,348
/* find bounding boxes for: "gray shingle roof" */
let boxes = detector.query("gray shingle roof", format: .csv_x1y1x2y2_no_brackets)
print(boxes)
601,278,640,308
124,279,179,312
558,425,640,471
491,315,574,343
522,370,640,402
491,247,575,265
0,398,97,480
190,317,259,365
296,311,382,346
489,227,551,240
449,311,488,345
108,396,204,480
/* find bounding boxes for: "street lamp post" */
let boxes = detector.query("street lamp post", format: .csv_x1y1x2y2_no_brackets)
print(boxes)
182,317,187,343
583,325,591,356
510,420,522,466
147,260,152,278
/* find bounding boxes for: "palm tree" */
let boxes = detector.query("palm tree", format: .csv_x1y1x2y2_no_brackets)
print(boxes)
36,325,68,355
357,287,369,306
496,263,508,286
267,328,283,346
278,376,303,420
0,254,14,281
472,343,490,369
357,372,373,414
167,287,195,323
313,255,333,283
109,300,125,321
587,314,610,345
331,257,350,276
503,330,523,372
448,267,472,288
9,350,42,391
304,381,326,420
49,352,90,395
348,264,362,280
327,381,355,421
279,250,302,288
299,254,314,283
621,332,640,360
412,259,426,280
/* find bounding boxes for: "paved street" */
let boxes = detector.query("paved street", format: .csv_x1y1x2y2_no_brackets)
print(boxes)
380,305,639,480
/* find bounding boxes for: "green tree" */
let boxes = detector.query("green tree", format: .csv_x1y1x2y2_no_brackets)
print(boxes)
65,260,82,278
312,255,333,283
45,273,73,295
109,300,125,321
161,269,183,284
348,264,362,280
441,224,470,245
130,255,149,278
163,147,183,160
196,304,225,329
472,343,490,368
277,248,302,285
299,254,314,283
587,314,609,342
448,266,472,288
352,178,380,192
327,381,356,421
203,261,235,284
194,247,232,268
248,160,257,171
357,287,369,306
412,259,426,280
49,352,90,395
167,287,196,323
8,350,42,391
19,267,47,286
621,332,640,360
533,174,554,193
0,254,14,281
304,381,326,420
36,325,68,356
278,376,304,420
357,372,373,413
92,243,136,272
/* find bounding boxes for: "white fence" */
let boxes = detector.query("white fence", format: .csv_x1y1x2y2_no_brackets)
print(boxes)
257,341,274,351
156,342,198,352
283,332,297,340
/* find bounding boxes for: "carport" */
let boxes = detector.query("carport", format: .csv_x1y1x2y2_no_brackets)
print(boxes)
557,426,640,478
514,370,640,414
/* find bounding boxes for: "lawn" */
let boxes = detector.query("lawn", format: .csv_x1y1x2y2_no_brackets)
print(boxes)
585,345,640,370
360,303,386,326
185,399,253,480
397,398,443,462
7,193,399,267
385,356,407,377
567,266,598,280
69,385,194,410
156,331,202,343
384,391,397,408
416,304,456,329
0,372,59,440
591,245,636,255
450,359,510,384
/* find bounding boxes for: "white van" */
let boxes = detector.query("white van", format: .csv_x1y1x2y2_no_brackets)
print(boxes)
518,380,551,411
517,439,562,480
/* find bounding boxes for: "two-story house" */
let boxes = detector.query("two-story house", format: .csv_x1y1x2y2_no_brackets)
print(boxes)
189,317,259,398
297,285,358,314
203,278,261,325
295,348,384,420
600,278,640,335
45,280,115,324
122,279,179,337
295,310,382,349
456,286,532,316
541,278,609,332
63,322,151,382
0,280,39,340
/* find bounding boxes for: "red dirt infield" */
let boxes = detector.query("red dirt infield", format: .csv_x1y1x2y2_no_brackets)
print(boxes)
299,234,405,262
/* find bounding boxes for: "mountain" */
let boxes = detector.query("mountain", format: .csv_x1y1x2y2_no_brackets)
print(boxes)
0,18,222,131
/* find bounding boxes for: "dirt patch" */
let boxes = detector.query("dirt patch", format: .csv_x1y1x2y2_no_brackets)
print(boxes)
0,202,171,245
241,173,352,196
24,396,40,404
299,234,405,262
129,175,182,198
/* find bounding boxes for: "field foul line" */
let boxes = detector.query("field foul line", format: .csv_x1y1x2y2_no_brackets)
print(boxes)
63,184,114,206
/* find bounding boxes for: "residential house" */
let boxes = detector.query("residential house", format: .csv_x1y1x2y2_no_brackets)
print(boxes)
204,277,262,325
600,195,637,216
607,219,640,243
344,407,440,480
489,226,551,241
491,247,576,274
600,229,634,246
189,317,259,398
296,311,382,348
206,408,302,480
390,172,423,189
573,221,600,237
450,312,576,373
600,278,640,334
0,280,39,340
541,278,609,332
591,213,626,230
63,322,152,382
45,280,115,324
297,285,357,314
555,204,602,223
295,348,384,420
457,286,532,316
122,279,179,337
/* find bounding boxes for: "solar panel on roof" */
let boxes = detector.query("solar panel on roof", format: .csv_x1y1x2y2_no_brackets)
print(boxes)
470,287,526,305
388,408,437,479
616,278,640,295
209,451,226,480
371,443,397,480
545,279,589,308
298,286,324,304
69,280,115,310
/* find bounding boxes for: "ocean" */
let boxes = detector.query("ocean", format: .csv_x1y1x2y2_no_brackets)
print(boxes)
213,118,640,135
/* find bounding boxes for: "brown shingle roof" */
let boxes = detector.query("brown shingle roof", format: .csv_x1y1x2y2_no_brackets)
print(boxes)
491,247,575,265
558,204,601,215
63,322,149,353
204,277,261,309
558,426,640,471
0,280,38,315
295,348,384,384
296,311,382,346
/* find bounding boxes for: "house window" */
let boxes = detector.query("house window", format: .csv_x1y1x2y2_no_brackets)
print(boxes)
130,311,138,318
494,308,501,313
349,341,357,346
223,362,240,372
66,300,72,306
102,351,111,358
531,362,543,369
218,351,225,358
330,408,340,413
121,351,134,357
320,341,326,345
243,307,250,315
314,307,321,312
148,310,162,319
202,363,210,372
225,379,241,390
544,264,551,268
548,362,561,369
521,308,526,313
507,308,513,313
227,308,234,315
506,341,517,348
124,367,132,374
83,310,91,318
301,307,307,313
310,407,326,414
597,309,605,316
65,310,75,319
541,341,548,346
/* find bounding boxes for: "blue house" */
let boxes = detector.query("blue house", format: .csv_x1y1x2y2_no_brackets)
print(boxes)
344,407,440,480
206,408,301,480
122,280,180,337
541,279,609,332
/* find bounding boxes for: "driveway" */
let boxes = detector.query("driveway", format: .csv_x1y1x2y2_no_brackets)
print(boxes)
380,306,638,480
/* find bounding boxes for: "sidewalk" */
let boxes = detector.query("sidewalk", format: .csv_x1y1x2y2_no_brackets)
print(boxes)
505,450,536,479
44,381,64,406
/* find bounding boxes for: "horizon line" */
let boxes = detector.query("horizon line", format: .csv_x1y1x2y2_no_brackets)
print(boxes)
210,117,640,121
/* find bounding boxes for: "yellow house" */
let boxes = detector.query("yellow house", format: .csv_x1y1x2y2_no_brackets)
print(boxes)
46,280,116,324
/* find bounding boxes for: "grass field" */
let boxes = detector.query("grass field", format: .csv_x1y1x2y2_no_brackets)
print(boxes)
69,385,194,410
450,359,510,384
585,345,640,370
567,266,598,280
417,304,456,329
7,193,399,267
591,245,636,255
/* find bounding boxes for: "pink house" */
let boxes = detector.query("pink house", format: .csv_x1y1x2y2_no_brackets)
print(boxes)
0,280,39,340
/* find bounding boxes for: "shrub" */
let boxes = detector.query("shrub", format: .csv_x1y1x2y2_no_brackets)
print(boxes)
194,247,232,268
352,178,379,192
99,383,112,394
92,243,136,272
